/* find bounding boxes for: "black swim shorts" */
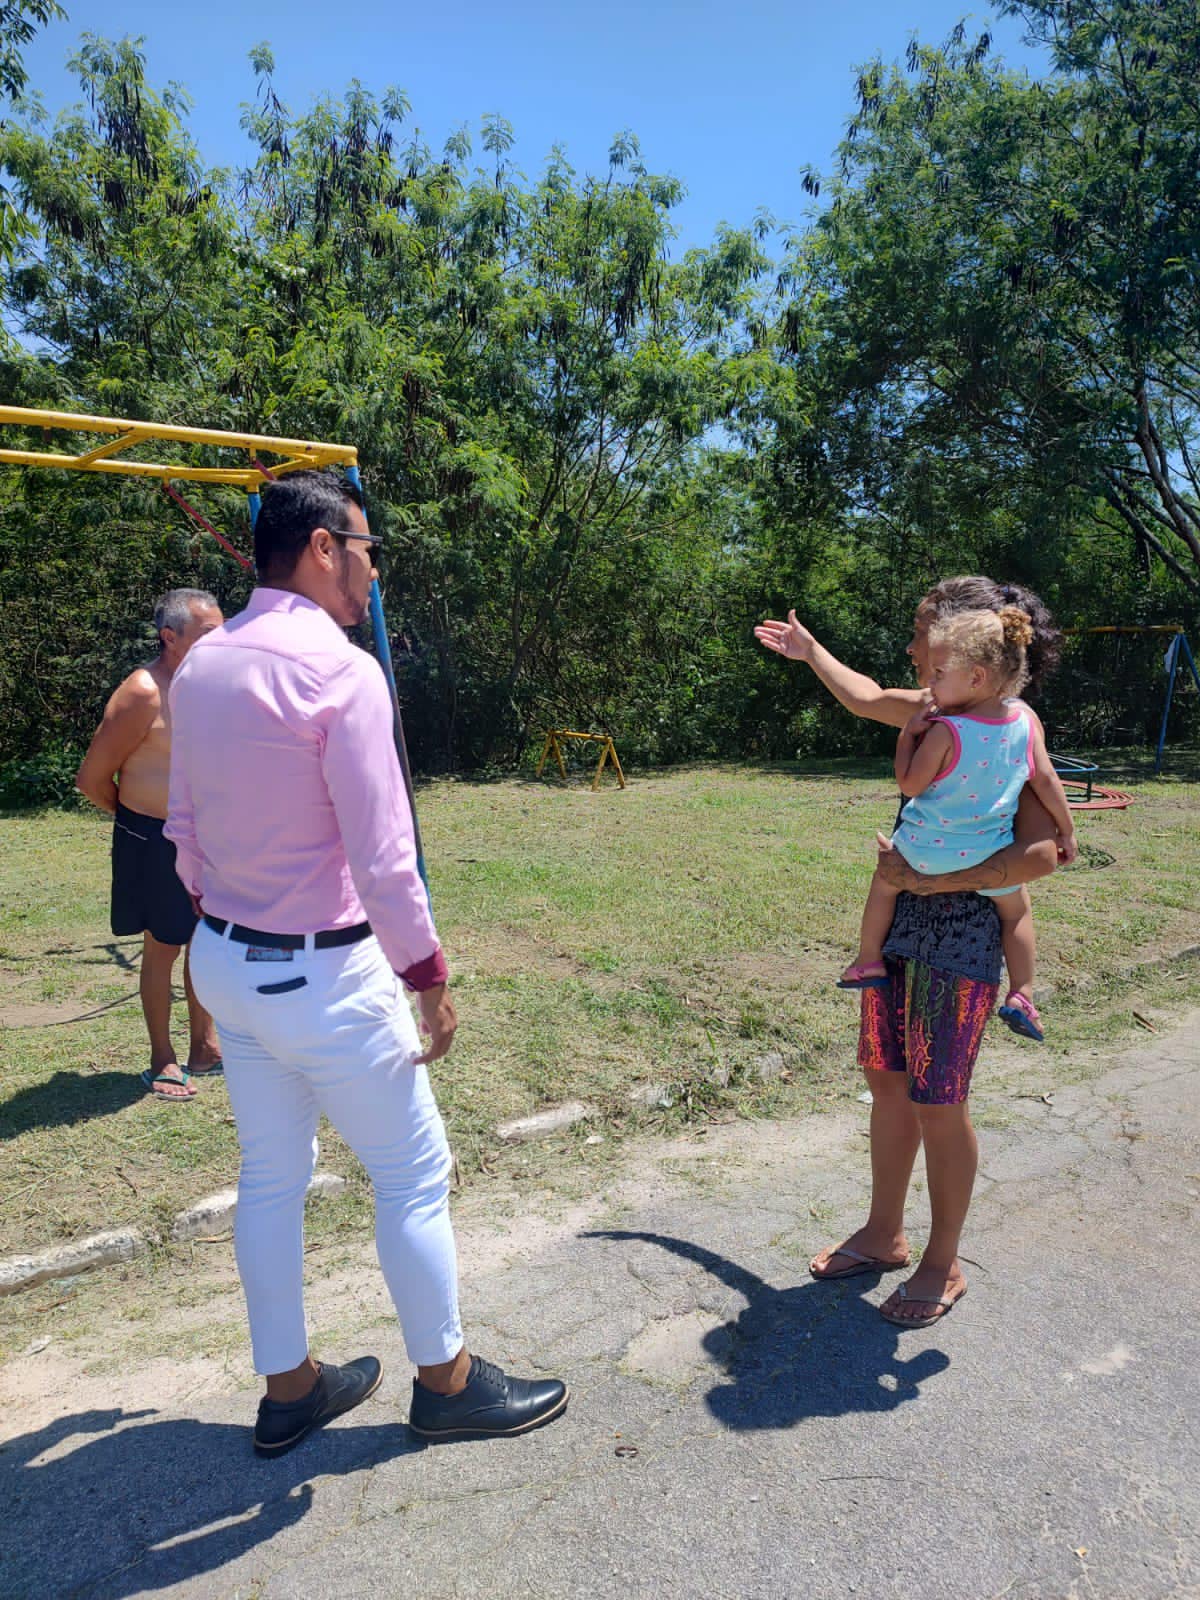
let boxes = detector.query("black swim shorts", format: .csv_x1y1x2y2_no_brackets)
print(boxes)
110,801,199,946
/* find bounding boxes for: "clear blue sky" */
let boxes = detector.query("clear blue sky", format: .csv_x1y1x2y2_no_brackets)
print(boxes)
21,0,1047,252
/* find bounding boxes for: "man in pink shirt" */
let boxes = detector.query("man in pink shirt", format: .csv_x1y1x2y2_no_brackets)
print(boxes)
167,470,567,1456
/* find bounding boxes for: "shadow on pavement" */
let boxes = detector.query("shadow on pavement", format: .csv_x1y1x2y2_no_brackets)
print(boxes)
586,1231,950,1429
0,1404,425,1598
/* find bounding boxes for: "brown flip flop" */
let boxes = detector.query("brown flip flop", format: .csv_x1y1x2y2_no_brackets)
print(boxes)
880,1279,968,1328
810,1246,911,1281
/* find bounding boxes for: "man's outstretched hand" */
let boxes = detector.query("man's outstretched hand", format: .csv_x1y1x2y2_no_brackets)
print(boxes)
416,984,458,1064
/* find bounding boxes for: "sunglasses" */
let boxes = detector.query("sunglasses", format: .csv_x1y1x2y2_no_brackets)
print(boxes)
329,528,383,551
328,527,387,602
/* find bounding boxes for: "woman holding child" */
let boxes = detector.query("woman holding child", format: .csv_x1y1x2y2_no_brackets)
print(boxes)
755,576,1070,1327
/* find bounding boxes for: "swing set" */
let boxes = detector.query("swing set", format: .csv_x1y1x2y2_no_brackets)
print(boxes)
0,402,428,884
535,728,626,790
1058,624,1200,784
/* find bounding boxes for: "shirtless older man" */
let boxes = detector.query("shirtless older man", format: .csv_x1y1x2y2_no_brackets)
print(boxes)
76,588,224,1100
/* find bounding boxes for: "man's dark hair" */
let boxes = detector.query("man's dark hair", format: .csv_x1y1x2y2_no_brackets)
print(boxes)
253,469,364,581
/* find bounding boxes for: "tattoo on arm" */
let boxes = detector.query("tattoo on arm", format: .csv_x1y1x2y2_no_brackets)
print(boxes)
914,857,1009,895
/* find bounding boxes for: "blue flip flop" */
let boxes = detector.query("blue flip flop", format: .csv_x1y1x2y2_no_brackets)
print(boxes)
140,1067,197,1100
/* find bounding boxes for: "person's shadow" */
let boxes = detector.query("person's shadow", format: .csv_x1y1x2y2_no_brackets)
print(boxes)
2,939,140,972
585,1231,950,1430
0,1404,425,1598
0,1070,148,1140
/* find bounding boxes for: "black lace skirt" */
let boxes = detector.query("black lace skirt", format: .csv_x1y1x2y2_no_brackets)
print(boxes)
882,891,1003,987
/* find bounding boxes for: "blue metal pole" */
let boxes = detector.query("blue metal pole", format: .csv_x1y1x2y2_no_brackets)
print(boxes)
1181,633,1200,696
344,464,429,895
1158,630,1184,774
1167,633,1200,772
248,489,262,583
1155,632,1182,774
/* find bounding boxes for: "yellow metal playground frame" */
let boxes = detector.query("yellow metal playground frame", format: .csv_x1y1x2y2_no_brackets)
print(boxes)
0,405,358,487
536,729,626,790
0,403,433,885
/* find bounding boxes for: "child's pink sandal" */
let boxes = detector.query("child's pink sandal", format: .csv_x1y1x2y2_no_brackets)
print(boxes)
998,990,1044,1041
837,962,890,991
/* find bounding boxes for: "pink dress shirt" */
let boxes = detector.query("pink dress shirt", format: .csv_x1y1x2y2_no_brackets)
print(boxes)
165,587,446,990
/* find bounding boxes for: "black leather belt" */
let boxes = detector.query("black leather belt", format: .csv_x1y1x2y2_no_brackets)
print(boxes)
203,914,371,951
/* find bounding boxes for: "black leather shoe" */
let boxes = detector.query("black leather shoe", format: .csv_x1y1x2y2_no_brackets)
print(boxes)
408,1355,568,1440
253,1356,383,1458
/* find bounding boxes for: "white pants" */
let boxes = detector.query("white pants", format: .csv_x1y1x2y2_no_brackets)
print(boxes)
189,919,463,1374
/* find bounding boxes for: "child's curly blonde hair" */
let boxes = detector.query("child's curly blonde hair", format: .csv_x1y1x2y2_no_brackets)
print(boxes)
928,605,1033,697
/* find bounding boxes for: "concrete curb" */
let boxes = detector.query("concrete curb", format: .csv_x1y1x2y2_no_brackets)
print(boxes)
0,1228,147,1297
496,1101,595,1143
629,1082,674,1109
0,1172,350,1296
170,1171,348,1242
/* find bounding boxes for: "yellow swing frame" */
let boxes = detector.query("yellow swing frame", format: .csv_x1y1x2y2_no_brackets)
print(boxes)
0,404,357,486
0,404,432,888
535,729,626,791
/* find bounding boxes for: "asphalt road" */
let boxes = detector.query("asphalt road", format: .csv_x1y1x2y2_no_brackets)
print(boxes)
2,1014,1197,1600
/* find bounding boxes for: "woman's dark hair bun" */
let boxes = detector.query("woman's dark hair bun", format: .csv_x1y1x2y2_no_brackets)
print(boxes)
920,574,1062,697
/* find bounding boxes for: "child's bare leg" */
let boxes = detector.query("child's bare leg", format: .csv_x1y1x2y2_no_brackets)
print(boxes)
996,887,1045,1040
840,870,901,984
995,887,1035,998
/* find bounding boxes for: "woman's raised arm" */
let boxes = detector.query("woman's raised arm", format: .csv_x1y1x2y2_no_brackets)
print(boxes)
754,610,925,729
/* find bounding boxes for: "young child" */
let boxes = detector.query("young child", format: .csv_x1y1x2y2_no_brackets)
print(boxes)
838,606,1078,1040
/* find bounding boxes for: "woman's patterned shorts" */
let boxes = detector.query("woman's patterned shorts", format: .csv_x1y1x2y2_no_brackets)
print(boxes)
858,958,997,1106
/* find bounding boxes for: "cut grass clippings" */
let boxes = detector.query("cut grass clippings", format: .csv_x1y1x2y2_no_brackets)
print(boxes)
1,755,1198,1275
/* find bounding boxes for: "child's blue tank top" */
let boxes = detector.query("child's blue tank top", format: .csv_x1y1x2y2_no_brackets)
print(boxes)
892,707,1033,894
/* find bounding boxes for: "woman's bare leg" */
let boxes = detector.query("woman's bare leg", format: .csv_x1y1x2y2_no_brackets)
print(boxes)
881,1100,976,1321
810,1070,919,1275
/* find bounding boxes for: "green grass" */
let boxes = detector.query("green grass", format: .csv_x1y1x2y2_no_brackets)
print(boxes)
2,756,1198,1268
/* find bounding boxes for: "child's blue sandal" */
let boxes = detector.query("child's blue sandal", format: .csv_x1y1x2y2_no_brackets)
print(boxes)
837,963,890,991
998,991,1044,1042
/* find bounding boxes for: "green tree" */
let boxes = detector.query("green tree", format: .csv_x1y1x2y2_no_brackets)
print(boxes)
0,0,66,263
228,57,772,765
771,1,1200,608
0,36,249,764
0,37,772,773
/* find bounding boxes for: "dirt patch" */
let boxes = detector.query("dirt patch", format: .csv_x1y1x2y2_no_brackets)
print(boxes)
0,991,139,1029
0,1109,858,1441
461,922,607,984
622,1310,733,1382
0,935,142,1029
686,948,837,999
2,1009,1197,1448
